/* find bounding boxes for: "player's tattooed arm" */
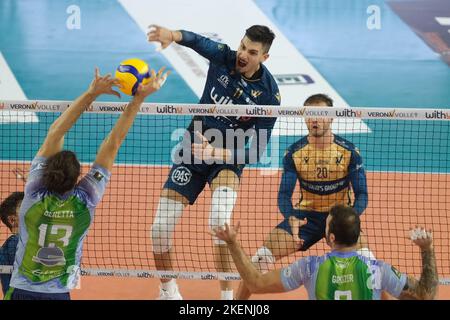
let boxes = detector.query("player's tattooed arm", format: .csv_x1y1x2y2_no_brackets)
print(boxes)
399,229,438,300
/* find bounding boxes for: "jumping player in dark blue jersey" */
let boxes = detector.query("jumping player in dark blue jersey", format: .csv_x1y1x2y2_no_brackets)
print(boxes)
148,25,281,300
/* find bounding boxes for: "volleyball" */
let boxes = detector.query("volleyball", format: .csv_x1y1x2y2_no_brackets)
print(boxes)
115,58,151,96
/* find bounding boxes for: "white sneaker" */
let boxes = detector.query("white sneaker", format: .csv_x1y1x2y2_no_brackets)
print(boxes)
157,287,183,300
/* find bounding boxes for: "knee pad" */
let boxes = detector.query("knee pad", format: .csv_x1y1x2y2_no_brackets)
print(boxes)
251,246,276,273
150,197,184,253
356,247,376,260
209,186,237,245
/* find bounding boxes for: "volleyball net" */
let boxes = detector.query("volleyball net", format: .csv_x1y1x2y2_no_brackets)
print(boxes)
0,100,449,284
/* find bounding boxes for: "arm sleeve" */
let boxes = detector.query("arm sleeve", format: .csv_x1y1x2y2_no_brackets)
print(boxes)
278,152,298,219
24,156,48,196
77,164,111,208
280,257,309,291
348,149,368,215
178,30,234,66
380,262,408,298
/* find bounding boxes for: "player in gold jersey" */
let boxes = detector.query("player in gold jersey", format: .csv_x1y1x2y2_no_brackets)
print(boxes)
237,94,370,300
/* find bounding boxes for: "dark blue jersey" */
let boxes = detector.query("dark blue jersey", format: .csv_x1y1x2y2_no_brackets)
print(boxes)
0,234,18,295
179,31,281,164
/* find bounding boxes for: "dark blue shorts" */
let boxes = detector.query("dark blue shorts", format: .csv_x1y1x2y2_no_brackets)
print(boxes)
164,162,244,205
6,287,70,300
276,210,328,251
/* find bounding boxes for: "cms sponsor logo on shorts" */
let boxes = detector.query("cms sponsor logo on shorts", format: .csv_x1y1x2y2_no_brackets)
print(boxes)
171,166,192,186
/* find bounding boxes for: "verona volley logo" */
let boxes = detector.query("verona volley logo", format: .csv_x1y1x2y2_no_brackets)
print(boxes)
171,166,192,186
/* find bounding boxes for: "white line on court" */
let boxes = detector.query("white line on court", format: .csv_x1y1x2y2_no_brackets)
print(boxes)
0,51,39,123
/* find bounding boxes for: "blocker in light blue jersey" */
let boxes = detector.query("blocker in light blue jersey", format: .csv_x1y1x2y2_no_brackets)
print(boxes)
280,251,407,300
9,156,110,294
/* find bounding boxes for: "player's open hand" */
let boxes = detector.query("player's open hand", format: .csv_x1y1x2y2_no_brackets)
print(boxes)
410,226,433,251
88,67,122,98
147,25,175,50
192,131,215,161
211,222,241,245
135,67,170,99
288,216,307,249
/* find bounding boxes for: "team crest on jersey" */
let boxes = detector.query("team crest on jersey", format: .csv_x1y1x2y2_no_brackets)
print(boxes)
32,247,66,266
275,92,281,103
171,166,192,186
93,171,104,181
251,90,263,99
303,157,309,164
335,259,349,269
218,75,229,88
233,87,243,99
217,43,225,51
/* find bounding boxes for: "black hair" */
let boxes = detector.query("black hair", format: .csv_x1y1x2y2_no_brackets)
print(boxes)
328,205,360,246
0,192,24,230
43,150,81,194
304,94,333,107
245,25,275,53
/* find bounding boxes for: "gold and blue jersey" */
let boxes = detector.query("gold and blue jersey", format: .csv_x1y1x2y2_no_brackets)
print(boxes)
278,135,368,216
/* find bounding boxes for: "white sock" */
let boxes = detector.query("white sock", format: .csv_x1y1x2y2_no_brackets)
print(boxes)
161,279,178,292
209,186,238,245
221,289,234,300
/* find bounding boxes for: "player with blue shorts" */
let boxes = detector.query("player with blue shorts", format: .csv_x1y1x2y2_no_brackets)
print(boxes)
147,24,281,300
213,205,438,300
4,67,169,300
237,94,371,299
0,192,23,296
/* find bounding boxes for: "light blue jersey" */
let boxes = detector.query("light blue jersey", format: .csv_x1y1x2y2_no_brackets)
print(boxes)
9,156,110,293
281,251,407,300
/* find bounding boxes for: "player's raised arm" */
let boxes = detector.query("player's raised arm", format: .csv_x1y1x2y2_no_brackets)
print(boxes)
397,227,438,300
147,25,232,66
147,24,182,50
211,223,286,294
94,67,170,171
37,68,121,158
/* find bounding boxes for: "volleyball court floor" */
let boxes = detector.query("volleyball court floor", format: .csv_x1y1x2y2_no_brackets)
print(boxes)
1,163,449,300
